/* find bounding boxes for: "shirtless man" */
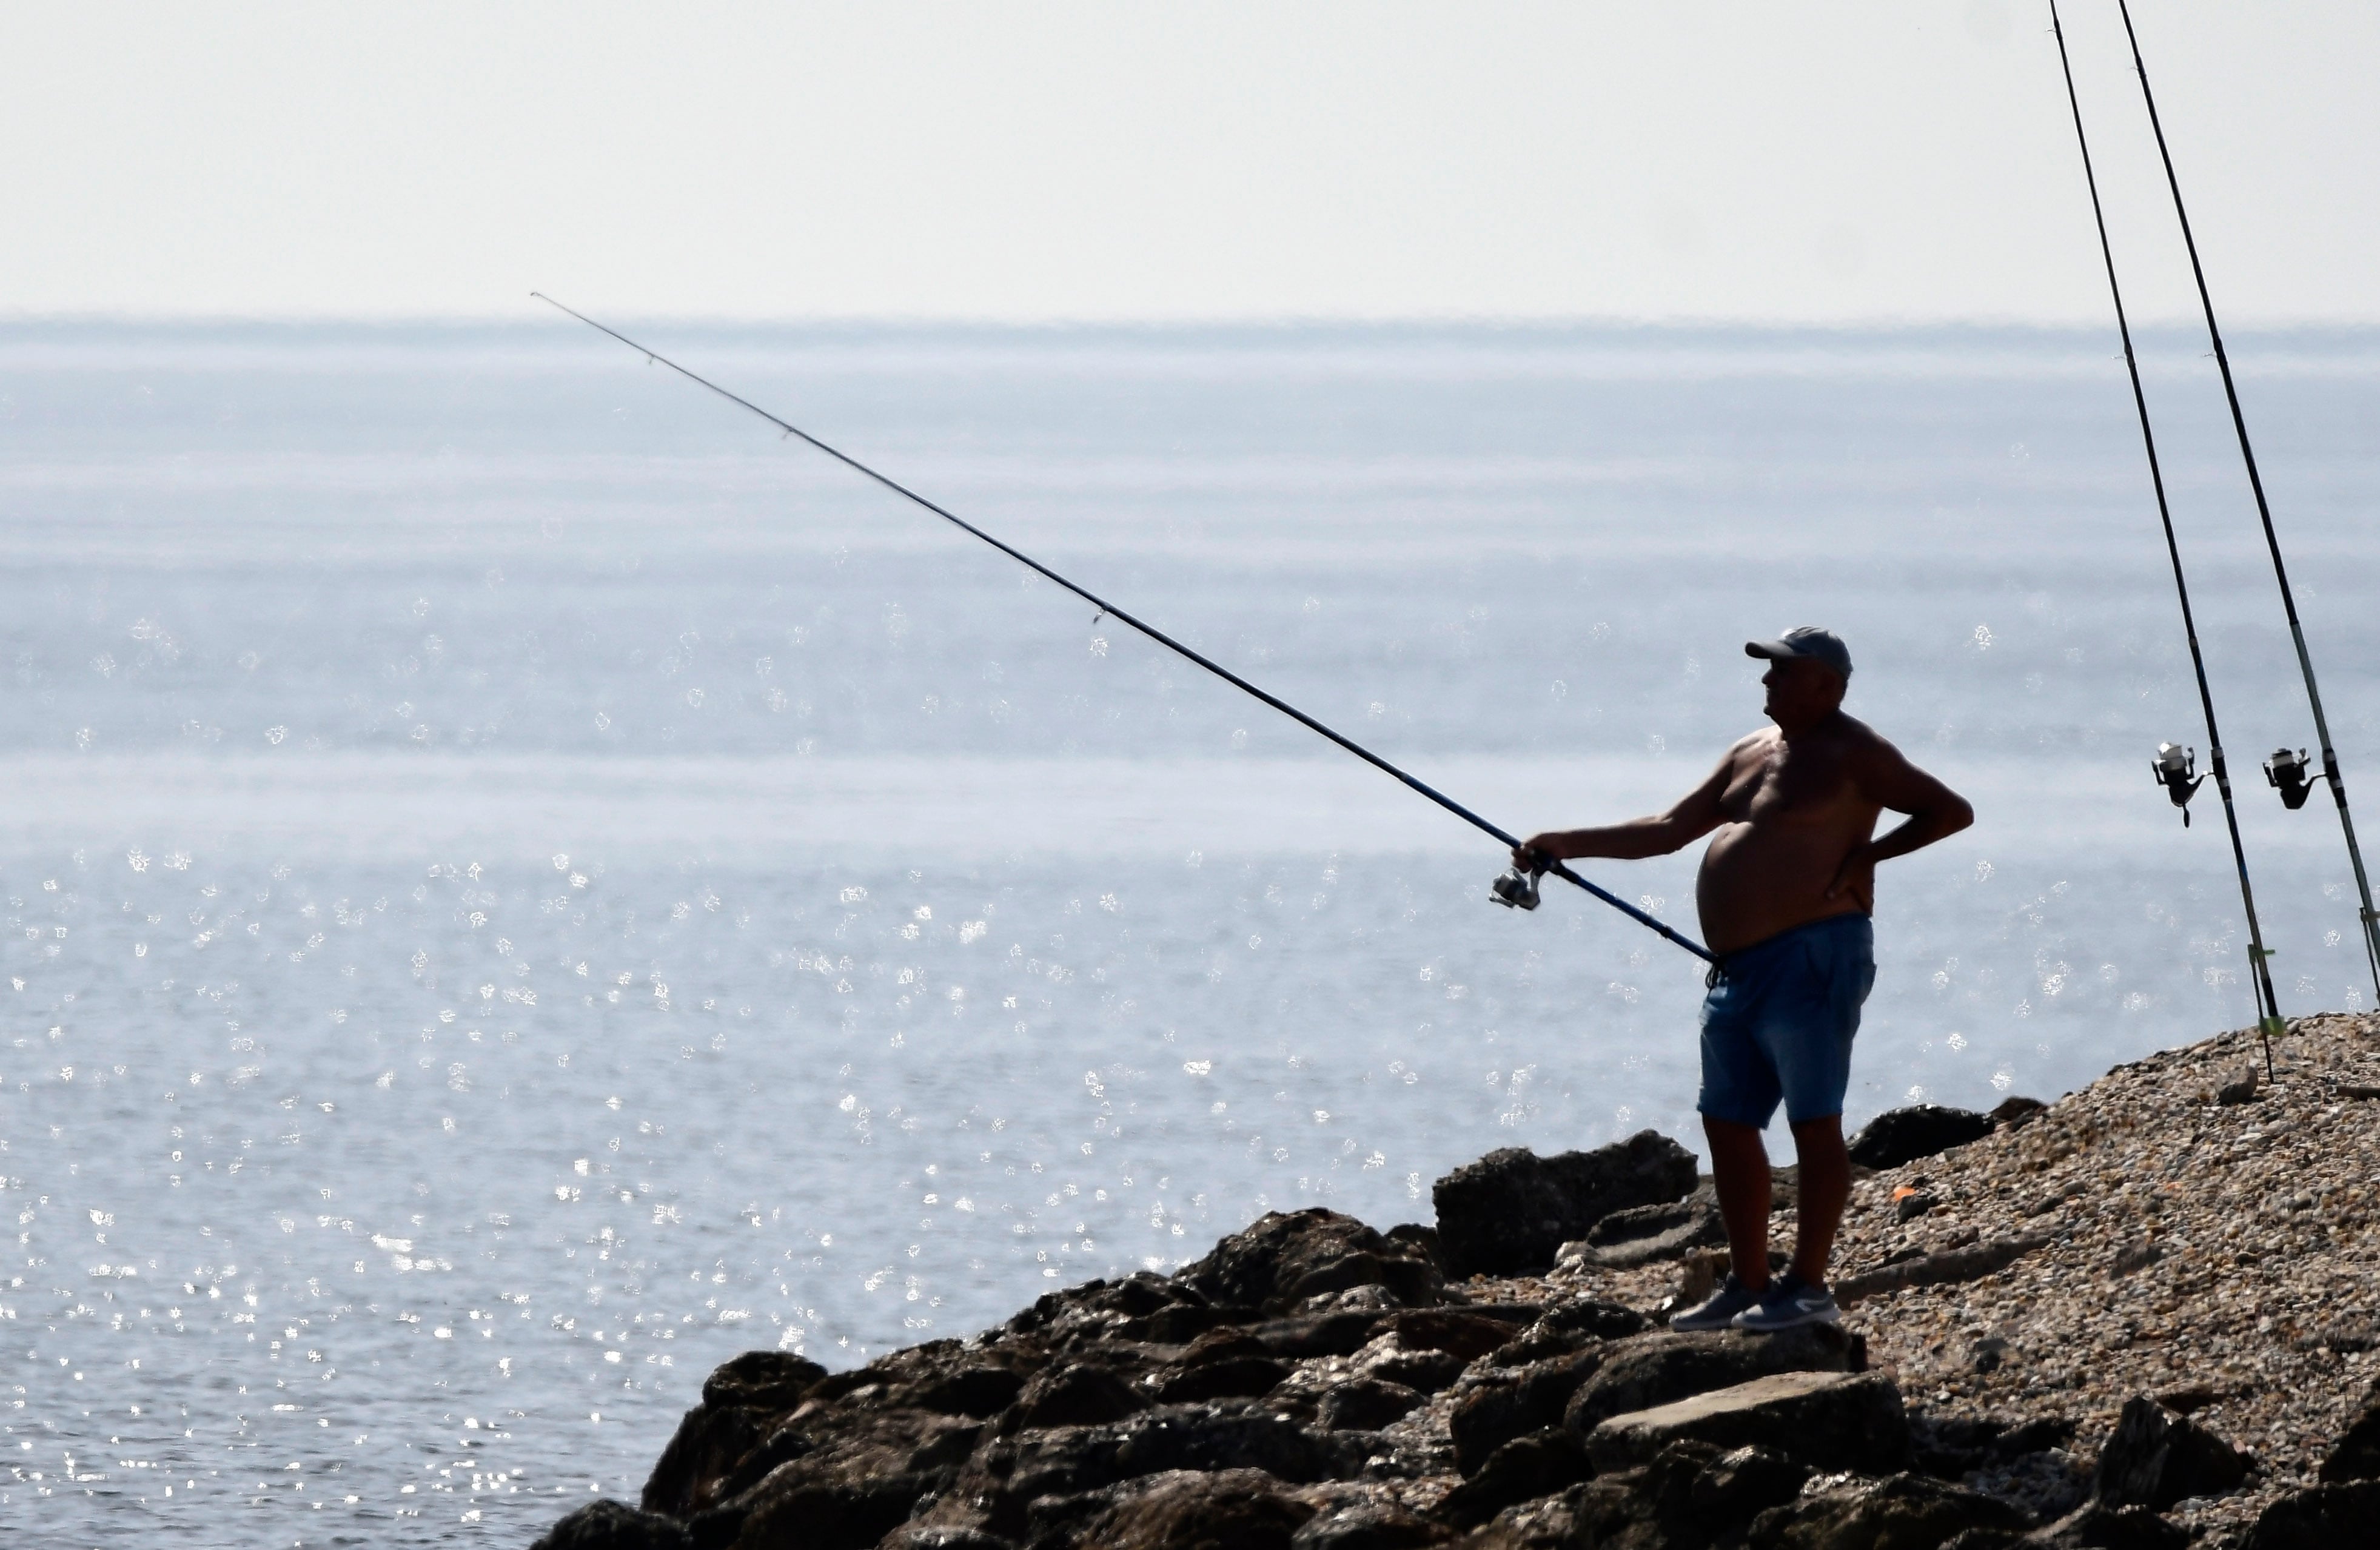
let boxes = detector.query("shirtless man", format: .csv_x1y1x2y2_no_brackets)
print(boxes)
1518,628,1972,1332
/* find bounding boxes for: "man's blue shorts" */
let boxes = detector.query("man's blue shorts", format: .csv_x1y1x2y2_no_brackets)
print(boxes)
1696,913,1875,1129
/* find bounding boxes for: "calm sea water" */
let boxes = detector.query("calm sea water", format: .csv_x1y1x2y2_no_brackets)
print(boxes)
2,321,2375,1545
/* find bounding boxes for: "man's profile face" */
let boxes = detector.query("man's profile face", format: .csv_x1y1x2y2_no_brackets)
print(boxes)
1760,657,1845,725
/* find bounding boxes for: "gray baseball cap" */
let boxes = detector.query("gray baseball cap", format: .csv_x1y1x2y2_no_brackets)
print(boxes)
1745,626,1852,679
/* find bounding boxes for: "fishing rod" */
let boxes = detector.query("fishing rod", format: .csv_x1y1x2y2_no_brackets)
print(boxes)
2114,0,2380,1002
2049,3,2280,1077
531,293,1712,965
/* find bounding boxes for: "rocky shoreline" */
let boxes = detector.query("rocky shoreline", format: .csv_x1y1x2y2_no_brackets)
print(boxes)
532,1013,2380,1549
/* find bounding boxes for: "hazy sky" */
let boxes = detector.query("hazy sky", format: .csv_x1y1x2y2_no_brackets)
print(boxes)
8,2,2375,324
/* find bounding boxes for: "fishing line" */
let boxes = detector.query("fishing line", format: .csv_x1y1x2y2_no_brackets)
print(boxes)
2048,4,2281,1076
2114,0,2380,1001
531,293,1712,964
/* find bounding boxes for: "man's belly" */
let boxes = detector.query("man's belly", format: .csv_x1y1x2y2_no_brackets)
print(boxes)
1695,821,1868,958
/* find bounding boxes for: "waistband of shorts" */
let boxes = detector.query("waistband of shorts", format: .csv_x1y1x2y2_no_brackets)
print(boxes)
1706,911,1872,982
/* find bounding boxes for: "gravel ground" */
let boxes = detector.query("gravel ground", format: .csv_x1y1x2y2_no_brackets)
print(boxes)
1506,1010,2380,1541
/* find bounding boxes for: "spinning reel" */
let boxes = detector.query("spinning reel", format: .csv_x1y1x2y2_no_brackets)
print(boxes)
2152,742,2204,827
1490,853,1547,911
2264,747,2316,811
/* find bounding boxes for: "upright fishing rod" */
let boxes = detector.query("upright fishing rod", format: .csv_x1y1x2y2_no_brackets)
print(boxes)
2114,0,2380,1003
531,293,1712,965
2049,4,2281,1077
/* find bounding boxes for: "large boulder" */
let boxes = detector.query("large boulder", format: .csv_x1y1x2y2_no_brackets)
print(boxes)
1008,1361,1151,1431
1746,1471,2029,1550
1432,1132,1699,1277
1847,1104,1996,1170
1042,1466,1319,1550
2092,1397,2248,1512
699,1407,985,1550
1584,1371,1910,1475
640,1352,830,1518
2242,1480,2380,1549
1178,1209,1443,1313
1435,1431,1593,1529
1564,1198,1728,1270
1450,1349,1608,1474
529,1499,694,1550
934,1400,1359,1540
1563,1324,1866,1436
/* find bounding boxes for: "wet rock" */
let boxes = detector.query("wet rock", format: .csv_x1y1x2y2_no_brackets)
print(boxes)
2092,1396,2249,1512
708,1408,983,1550
1563,1323,1865,1436
1249,1310,1395,1361
1431,1131,1699,1277
878,1529,1016,1550
1689,1444,1813,1528
2317,1377,2380,1483
1584,1370,1911,1475
1179,1209,1444,1315
897,1364,1030,1419
1538,1297,1649,1342
640,1352,835,1518
1848,1104,1997,1170
1159,1356,1294,1404
642,1401,774,1520
1007,1361,1150,1431
1748,1471,2029,1550
1037,1466,1318,1550
1989,1095,2049,1130
703,1351,830,1409
982,1400,1352,1527
1290,1500,1455,1548
1010,1272,1240,1349
2240,1479,2380,1549
1318,1378,1426,1432
1446,1481,1591,1549
1356,1346,1469,1397
1382,1309,1530,1361
1497,1440,1720,1548
1486,1298,1644,1366
1448,1349,1607,1475
1436,1431,1591,1530
531,1498,696,1550
2023,1501,2190,1549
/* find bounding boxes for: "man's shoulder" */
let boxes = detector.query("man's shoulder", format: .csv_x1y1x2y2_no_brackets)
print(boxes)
1825,714,1922,779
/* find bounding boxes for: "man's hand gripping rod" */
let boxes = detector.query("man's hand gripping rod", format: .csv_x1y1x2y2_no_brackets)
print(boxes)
532,294,1713,965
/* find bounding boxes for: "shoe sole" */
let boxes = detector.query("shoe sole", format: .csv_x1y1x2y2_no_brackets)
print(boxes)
1731,1306,1841,1333
1668,1313,1741,1332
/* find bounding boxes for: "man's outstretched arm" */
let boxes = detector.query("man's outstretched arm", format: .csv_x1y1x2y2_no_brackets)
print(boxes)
1516,746,1737,864
1825,739,1974,908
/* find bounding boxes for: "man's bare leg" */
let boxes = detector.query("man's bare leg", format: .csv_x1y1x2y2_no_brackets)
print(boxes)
1787,1115,1850,1288
1701,1116,1774,1293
